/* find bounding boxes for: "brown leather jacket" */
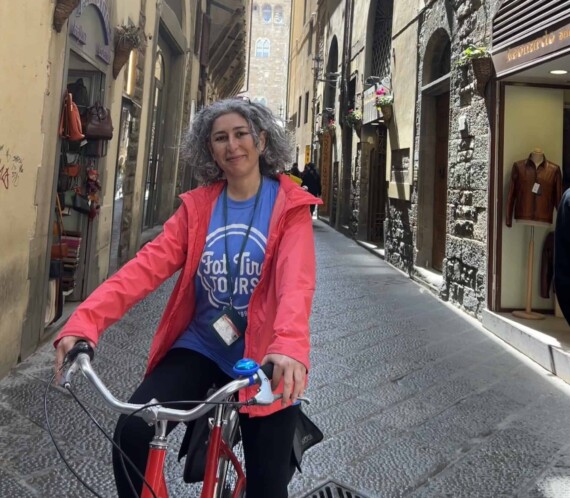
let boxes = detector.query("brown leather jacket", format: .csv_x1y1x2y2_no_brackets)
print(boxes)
506,156,562,226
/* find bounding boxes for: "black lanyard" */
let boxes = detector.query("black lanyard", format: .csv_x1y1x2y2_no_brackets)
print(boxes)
223,177,263,308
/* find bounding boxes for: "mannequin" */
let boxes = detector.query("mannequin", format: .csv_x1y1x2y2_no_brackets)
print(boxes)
530,147,544,167
506,148,563,320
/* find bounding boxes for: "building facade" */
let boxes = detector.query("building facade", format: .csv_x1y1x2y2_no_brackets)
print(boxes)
288,0,570,375
0,0,248,379
245,1,291,119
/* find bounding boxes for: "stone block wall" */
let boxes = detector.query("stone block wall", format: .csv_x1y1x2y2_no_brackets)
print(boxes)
384,0,501,319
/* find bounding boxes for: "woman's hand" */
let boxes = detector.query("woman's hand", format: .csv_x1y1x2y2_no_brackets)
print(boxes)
262,353,307,406
55,336,95,383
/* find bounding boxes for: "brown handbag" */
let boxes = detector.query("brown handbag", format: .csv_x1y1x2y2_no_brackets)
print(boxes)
82,102,114,140
59,92,85,142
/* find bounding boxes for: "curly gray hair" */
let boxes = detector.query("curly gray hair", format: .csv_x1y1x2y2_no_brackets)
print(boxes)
182,98,294,184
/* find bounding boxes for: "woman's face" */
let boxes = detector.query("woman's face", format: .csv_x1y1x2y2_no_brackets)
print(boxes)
209,112,266,183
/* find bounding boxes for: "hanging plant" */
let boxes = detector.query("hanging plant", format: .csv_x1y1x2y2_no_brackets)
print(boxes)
375,88,394,122
457,44,494,96
53,0,81,33
344,109,362,129
457,44,490,66
113,25,146,79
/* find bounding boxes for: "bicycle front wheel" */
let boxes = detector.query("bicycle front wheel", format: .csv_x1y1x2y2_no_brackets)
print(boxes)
216,405,245,498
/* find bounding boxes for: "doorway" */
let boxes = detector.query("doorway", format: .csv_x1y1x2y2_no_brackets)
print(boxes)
367,127,387,244
59,53,106,301
432,92,449,271
109,101,133,274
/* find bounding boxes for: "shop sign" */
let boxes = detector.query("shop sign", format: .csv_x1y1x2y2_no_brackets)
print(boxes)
320,132,332,213
96,44,111,64
79,0,111,43
70,23,87,45
305,145,311,165
493,19,570,77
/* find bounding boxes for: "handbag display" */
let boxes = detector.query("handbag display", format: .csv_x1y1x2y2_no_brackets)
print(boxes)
72,192,91,214
59,92,85,142
82,102,114,140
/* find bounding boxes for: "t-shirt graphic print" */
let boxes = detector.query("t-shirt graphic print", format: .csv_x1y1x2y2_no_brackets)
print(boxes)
172,178,279,376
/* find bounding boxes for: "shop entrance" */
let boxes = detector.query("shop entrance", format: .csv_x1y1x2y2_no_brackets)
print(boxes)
58,53,106,302
143,42,172,229
367,127,387,244
109,101,133,274
45,0,113,331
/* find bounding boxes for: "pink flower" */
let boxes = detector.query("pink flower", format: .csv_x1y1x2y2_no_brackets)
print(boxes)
375,88,385,95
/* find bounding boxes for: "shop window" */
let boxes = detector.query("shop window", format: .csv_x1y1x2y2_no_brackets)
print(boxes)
274,5,283,24
255,38,270,58
262,4,272,23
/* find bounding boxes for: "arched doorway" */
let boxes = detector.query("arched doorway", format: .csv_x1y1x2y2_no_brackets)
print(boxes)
320,36,339,221
417,29,451,272
143,52,167,229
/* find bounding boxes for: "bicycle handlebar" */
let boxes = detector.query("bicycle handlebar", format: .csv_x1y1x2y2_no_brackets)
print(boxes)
62,341,276,425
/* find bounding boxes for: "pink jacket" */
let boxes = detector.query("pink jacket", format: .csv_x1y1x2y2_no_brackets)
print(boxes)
56,174,321,416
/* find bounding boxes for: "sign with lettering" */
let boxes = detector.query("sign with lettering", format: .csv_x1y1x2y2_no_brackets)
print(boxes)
70,23,87,45
493,20,570,77
96,44,111,64
79,0,111,43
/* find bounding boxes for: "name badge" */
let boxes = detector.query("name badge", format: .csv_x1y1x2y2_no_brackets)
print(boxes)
209,306,247,347
532,182,542,195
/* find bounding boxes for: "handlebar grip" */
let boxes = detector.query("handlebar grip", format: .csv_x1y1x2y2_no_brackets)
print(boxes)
65,340,94,363
260,362,274,380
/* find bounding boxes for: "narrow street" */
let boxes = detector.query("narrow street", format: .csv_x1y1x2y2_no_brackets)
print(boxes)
1,220,570,497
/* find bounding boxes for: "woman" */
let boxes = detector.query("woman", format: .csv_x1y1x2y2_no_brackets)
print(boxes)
54,98,320,497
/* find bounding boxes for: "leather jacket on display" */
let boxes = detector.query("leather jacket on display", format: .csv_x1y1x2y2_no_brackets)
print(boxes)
506,155,562,227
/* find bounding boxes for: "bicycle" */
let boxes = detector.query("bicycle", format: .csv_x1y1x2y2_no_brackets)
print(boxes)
49,341,305,498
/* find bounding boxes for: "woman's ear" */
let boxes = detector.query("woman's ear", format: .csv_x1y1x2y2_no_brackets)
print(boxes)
258,131,267,153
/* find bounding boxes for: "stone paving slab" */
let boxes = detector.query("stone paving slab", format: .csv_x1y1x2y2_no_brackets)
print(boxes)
1,220,570,497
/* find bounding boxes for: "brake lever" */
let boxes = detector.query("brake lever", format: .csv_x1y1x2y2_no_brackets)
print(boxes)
252,368,274,405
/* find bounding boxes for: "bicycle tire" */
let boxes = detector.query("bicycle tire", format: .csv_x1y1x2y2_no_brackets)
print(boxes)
215,404,244,498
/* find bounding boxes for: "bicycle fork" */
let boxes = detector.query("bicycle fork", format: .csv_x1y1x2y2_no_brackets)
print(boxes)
142,420,169,498
202,404,246,498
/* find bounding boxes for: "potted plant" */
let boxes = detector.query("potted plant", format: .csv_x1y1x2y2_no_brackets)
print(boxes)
320,118,336,135
113,25,146,79
375,88,394,122
53,0,81,33
345,109,362,133
458,44,493,95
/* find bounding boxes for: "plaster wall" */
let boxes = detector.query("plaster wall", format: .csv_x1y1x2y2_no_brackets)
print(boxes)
0,1,63,375
288,0,319,165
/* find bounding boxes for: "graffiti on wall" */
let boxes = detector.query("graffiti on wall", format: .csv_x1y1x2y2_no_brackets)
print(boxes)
0,146,24,190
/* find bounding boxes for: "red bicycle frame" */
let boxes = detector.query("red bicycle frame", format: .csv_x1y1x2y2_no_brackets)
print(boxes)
140,408,245,498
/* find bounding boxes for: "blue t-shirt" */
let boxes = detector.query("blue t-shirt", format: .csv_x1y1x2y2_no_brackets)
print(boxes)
172,178,279,377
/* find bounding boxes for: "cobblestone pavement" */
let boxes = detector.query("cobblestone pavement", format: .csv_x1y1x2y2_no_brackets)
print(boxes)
2,220,570,497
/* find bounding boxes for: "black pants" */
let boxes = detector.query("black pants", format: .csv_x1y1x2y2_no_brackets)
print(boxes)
112,348,299,497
